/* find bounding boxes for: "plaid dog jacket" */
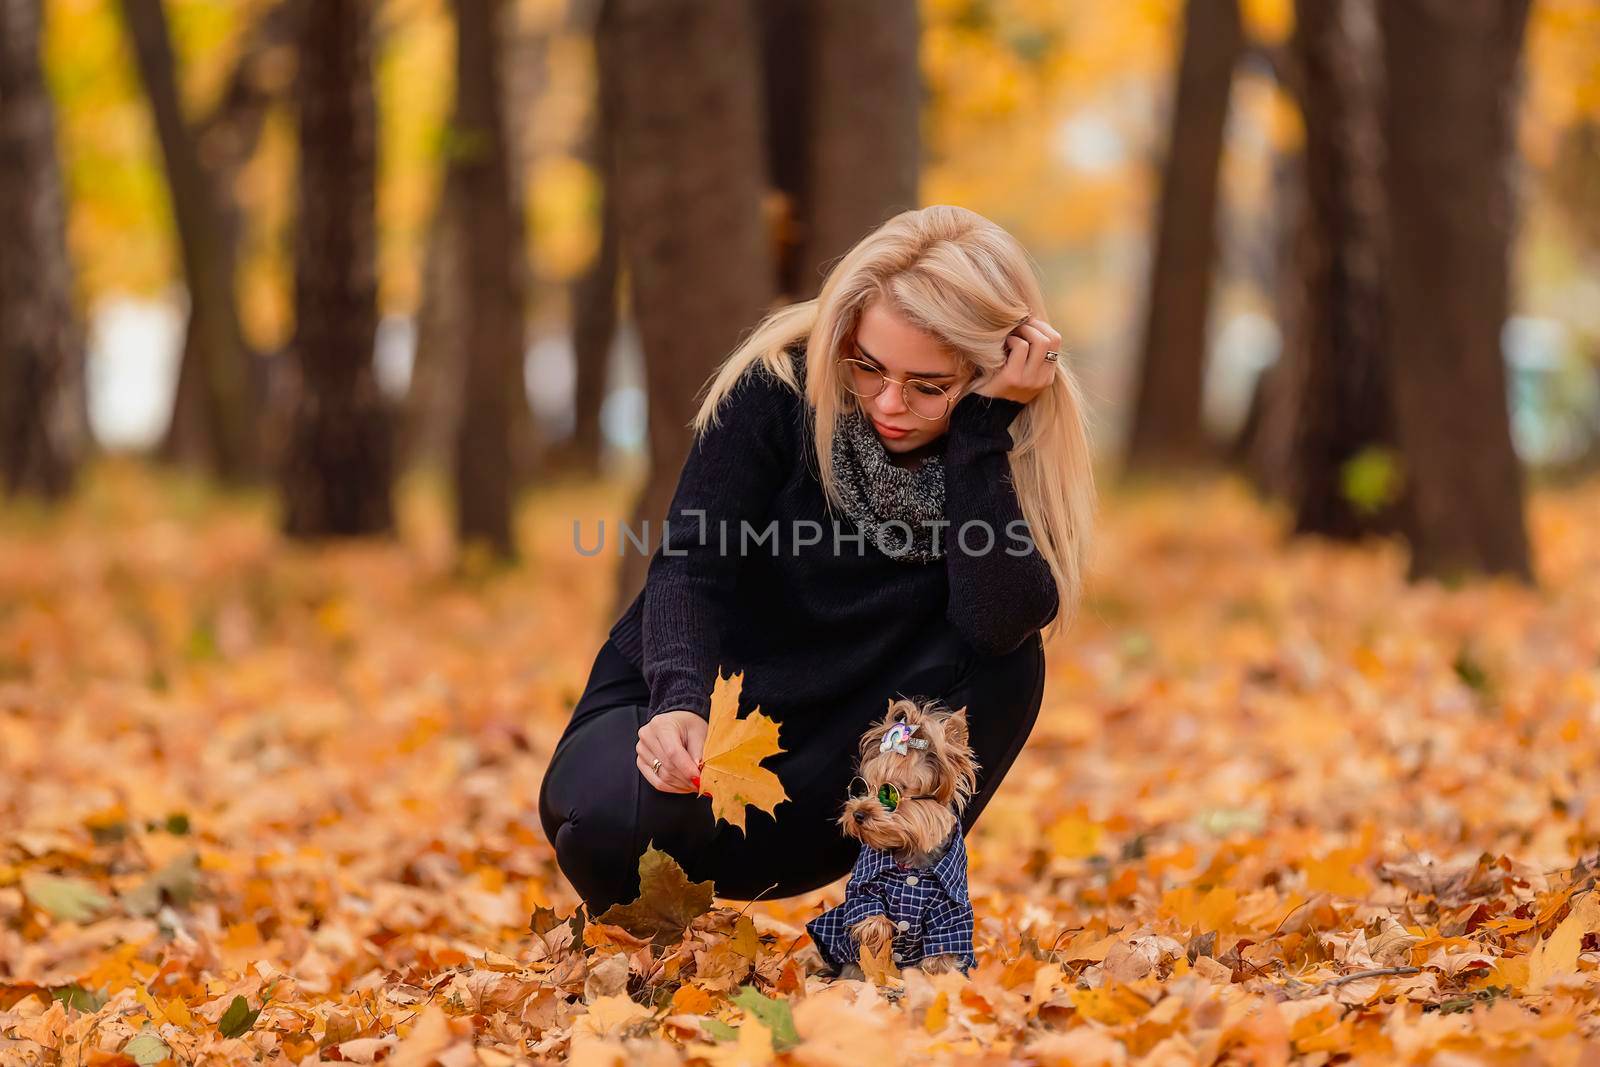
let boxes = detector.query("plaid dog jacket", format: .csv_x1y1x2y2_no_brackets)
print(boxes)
806,830,976,974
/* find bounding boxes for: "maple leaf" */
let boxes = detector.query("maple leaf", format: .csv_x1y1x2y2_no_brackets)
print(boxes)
529,901,586,947
1529,889,1600,992
595,843,715,947
686,1017,775,1067
731,985,799,1050
697,670,789,833
858,936,901,986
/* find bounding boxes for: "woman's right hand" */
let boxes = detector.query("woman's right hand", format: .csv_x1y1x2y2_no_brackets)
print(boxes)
637,710,708,794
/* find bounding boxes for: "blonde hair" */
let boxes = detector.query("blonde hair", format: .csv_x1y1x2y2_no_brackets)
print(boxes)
688,205,1096,643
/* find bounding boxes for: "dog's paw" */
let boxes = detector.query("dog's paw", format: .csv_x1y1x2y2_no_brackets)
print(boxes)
918,953,966,975
849,913,897,954
833,962,867,982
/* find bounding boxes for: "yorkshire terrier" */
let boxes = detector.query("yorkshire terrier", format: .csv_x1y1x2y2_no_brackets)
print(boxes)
805,695,981,980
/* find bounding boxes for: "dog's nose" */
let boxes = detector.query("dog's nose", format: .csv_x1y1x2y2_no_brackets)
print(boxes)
852,810,867,824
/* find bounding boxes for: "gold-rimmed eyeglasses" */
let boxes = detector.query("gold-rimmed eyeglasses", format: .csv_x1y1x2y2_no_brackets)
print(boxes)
836,358,960,422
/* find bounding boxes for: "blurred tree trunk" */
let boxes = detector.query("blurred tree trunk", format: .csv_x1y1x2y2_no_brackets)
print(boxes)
404,164,467,475
793,0,919,301
1237,143,1304,498
494,5,544,486
1125,0,1242,472
537,0,617,480
561,58,619,478
280,0,393,537
408,5,546,485
0,0,87,499
597,0,775,619
450,0,527,559
1378,0,1532,582
757,0,814,302
158,0,298,474
120,0,258,482
1285,0,1399,538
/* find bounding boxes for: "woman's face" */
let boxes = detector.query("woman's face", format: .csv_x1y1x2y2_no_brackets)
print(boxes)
848,301,971,456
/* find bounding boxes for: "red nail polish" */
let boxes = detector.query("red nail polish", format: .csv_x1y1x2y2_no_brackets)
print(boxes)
692,775,701,789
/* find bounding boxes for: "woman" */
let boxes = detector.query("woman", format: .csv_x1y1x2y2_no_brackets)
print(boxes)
538,205,1096,914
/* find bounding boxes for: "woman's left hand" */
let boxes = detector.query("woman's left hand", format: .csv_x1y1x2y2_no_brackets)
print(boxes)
971,315,1061,406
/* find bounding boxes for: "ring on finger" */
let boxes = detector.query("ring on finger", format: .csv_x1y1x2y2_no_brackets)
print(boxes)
1044,350,1060,362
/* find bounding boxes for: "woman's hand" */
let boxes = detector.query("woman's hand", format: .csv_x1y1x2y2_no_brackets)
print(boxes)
971,315,1061,406
637,710,708,794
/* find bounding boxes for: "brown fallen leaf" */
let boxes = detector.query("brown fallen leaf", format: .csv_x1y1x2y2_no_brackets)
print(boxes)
594,844,715,947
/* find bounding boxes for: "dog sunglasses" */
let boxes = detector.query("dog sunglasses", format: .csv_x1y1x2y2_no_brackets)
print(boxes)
847,776,939,812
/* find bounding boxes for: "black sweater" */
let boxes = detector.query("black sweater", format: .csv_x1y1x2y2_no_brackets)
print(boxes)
606,345,1059,721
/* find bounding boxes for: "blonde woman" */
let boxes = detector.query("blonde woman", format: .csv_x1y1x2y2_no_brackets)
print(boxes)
539,205,1096,914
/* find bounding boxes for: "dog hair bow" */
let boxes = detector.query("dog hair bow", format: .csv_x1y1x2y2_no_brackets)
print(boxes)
880,721,929,755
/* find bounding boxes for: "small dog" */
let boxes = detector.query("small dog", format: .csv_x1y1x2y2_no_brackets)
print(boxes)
806,695,981,979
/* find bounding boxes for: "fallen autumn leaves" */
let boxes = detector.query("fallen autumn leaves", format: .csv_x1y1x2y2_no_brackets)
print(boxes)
3,464,1600,1064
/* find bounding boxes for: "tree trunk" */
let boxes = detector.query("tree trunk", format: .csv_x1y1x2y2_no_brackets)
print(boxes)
1378,0,1532,581
450,0,527,559
0,0,86,498
120,0,259,481
756,0,814,302
596,0,776,619
280,0,393,537
159,0,299,472
1237,142,1305,499
1286,0,1399,538
795,0,920,301
562,45,619,479
1125,0,1242,471
403,163,467,475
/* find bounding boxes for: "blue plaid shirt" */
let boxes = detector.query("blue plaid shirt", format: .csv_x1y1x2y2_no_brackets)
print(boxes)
805,831,976,974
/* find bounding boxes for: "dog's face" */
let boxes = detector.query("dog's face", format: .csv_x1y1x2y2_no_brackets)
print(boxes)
838,697,980,854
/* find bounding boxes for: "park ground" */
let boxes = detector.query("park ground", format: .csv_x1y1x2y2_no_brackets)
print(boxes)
3,461,1600,1064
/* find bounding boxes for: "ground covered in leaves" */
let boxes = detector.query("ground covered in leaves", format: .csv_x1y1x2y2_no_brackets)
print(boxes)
4,461,1600,1065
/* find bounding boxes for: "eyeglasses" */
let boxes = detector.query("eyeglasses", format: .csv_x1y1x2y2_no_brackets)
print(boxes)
836,358,961,421
848,776,939,812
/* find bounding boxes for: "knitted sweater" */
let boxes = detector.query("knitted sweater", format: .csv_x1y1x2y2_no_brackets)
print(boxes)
606,345,1058,721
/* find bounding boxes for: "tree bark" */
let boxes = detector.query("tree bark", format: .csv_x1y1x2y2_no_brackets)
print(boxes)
450,0,528,559
1125,0,1242,472
120,0,259,481
562,31,619,479
756,0,814,302
0,0,86,498
403,162,467,475
596,0,776,619
1285,0,1399,538
795,0,920,301
159,0,299,473
280,0,393,537
1378,0,1533,581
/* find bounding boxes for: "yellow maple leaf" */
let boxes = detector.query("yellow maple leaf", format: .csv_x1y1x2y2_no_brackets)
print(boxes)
686,1017,775,1067
858,936,901,987
1529,889,1600,992
697,671,789,833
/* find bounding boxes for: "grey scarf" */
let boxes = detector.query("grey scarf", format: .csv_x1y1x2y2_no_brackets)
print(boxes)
830,404,946,563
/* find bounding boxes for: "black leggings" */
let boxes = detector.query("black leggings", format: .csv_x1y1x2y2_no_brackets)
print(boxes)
537,621,1046,914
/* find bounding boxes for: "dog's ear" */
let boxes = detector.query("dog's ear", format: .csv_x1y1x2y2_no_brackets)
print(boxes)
931,707,978,807
943,706,969,752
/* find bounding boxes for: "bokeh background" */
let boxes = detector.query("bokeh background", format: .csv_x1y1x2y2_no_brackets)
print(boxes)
8,0,1598,580
6,0,1600,1062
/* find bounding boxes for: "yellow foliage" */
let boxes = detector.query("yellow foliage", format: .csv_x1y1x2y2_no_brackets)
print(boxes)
697,671,790,834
